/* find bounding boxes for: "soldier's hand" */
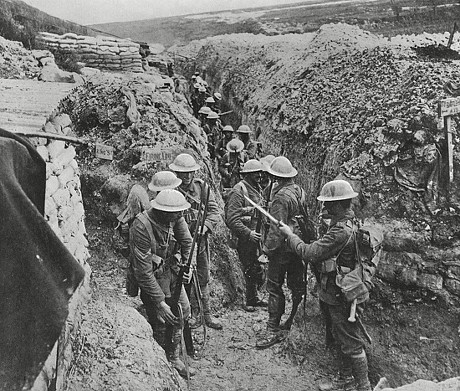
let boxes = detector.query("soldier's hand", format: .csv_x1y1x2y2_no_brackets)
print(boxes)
249,230,261,243
182,267,193,284
278,221,293,237
242,206,254,215
157,301,178,325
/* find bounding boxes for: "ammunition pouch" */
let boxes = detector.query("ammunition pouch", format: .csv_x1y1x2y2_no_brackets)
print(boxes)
321,257,337,273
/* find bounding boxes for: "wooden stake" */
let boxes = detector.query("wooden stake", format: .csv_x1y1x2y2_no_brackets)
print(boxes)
446,115,454,183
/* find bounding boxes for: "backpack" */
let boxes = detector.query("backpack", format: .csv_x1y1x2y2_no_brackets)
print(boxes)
335,221,384,302
224,182,250,249
284,185,318,244
355,224,384,288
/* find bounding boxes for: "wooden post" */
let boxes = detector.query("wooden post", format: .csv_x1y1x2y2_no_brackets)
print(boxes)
439,97,460,184
446,115,454,183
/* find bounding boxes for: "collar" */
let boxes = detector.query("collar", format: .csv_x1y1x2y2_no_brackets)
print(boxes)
329,209,355,227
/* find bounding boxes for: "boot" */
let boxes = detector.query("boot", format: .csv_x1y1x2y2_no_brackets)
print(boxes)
167,328,196,379
350,351,371,391
337,352,355,391
201,285,223,330
245,280,267,309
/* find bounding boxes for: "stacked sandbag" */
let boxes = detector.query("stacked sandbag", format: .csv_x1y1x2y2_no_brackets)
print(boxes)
36,32,143,73
31,112,91,391
35,112,90,263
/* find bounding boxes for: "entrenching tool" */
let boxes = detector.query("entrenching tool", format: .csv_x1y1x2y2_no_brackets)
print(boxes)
356,315,372,345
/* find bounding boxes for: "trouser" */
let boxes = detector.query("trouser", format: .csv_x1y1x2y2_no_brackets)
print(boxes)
140,282,190,351
266,252,305,330
237,238,266,304
321,300,371,390
320,301,365,356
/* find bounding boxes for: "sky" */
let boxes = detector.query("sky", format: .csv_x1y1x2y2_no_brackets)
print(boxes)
22,0,308,25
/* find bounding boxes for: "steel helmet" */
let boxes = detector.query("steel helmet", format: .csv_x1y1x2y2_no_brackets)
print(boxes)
148,171,182,192
193,83,200,89
268,156,298,178
260,154,276,171
214,92,222,101
191,75,197,80
194,71,200,76
198,86,206,92
207,111,219,119
241,159,263,174
226,138,244,153
198,106,211,115
169,153,201,172
205,96,215,104
317,180,358,202
237,124,251,134
151,189,191,212
222,125,234,132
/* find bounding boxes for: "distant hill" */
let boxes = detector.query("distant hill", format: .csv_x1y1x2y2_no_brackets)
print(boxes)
0,0,94,48
91,0,460,49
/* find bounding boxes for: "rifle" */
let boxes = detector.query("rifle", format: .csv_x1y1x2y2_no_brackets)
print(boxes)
165,189,205,379
193,183,211,352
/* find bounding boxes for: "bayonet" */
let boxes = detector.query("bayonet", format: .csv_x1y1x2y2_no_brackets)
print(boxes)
243,195,279,225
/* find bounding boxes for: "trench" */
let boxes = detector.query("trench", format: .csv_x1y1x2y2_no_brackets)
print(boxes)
170,28,460,388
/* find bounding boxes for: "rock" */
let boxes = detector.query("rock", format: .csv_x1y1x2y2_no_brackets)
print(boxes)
38,63,79,83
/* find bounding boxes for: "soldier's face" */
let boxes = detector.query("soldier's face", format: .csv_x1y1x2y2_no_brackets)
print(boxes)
156,210,182,223
322,201,340,216
249,171,262,185
177,171,194,187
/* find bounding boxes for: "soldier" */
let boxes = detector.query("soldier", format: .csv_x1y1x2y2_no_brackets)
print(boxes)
259,154,276,190
213,92,222,113
225,159,268,311
219,138,248,195
256,156,307,349
129,189,195,378
278,180,372,391
204,96,216,111
190,83,201,117
169,153,223,330
215,125,235,162
197,106,211,127
116,184,150,258
236,125,259,159
148,171,182,199
197,85,207,109
203,111,222,160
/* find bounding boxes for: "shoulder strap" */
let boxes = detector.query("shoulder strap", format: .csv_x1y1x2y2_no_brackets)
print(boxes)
137,211,157,254
239,181,249,198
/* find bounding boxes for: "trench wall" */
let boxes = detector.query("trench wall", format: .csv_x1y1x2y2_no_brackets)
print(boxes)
36,32,144,73
26,112,91,391
172,31,460,302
